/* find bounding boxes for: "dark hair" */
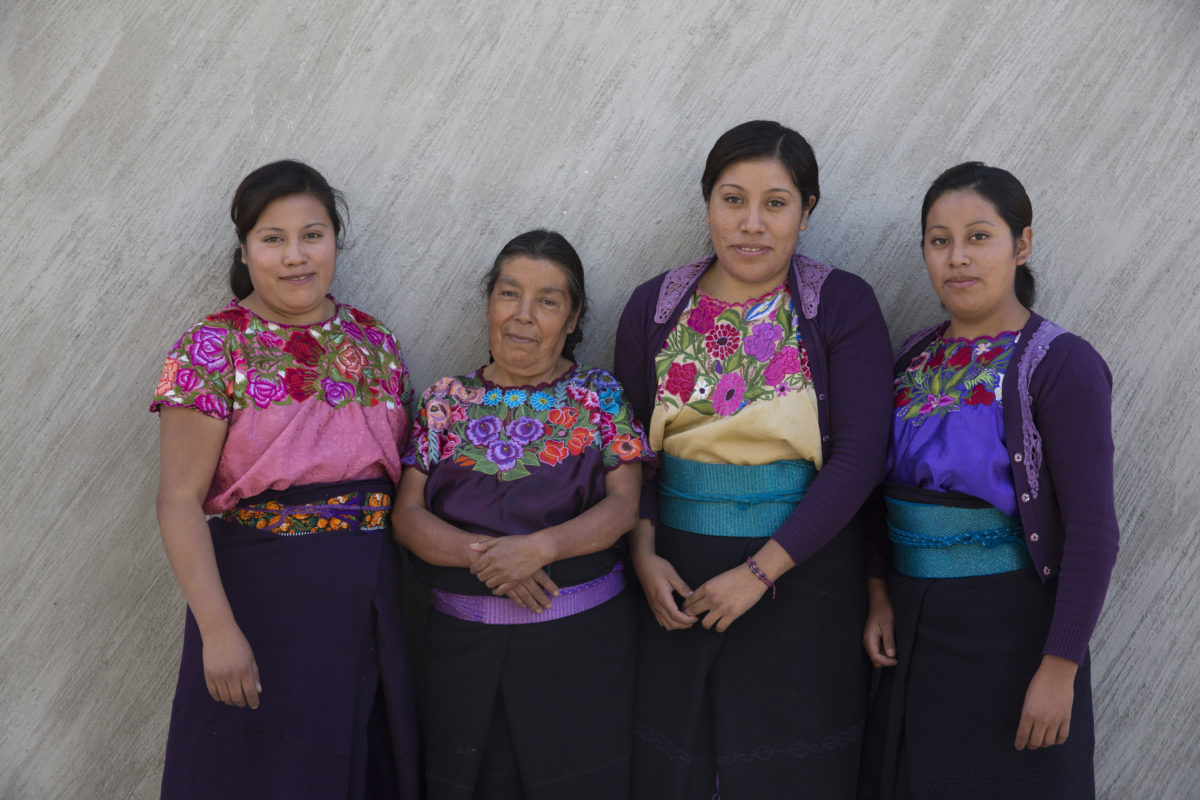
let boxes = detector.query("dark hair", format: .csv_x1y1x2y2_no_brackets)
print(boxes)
700,120,820,212
483,229,587,359
228,160,348,299
920,161,1036,308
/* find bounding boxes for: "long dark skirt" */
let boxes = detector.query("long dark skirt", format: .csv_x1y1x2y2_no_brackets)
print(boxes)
424,586,636,800
858,567,1095,800
632,521,870,800
160,481,421,799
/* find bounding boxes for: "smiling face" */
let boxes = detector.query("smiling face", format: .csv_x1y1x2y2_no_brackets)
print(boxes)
485,256,579,386
923,189,1032,338
703,157,814,302
239,193,337,325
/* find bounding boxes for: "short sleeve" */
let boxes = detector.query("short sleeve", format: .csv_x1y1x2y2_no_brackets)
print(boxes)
588,369,655,470
149,322,236,421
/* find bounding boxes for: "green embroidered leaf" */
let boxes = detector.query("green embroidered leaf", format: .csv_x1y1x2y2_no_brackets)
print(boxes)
690,399,715,416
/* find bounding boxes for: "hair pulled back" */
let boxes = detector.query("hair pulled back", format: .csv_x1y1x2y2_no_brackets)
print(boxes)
921,161,1036,308
700,120,820,213
229,160,347,299
484,229,587,360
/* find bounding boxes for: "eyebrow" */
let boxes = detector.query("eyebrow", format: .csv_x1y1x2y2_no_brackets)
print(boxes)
718,182,794,196
496,275,568,294
925,220,997,232
254,221,329,233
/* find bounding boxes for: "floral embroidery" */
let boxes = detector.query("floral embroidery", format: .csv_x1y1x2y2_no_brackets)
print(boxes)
655,286,812,418
221,490,392,535
893,331,1018,425
405,366,652,481
151,299,411,419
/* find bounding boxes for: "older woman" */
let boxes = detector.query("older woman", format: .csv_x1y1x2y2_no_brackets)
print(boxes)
151,160,419,798
394,229,652,799
858,163,1120,799
615,120,893,798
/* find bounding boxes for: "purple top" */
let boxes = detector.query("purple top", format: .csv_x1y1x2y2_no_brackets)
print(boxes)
403,364,653,593
867,312,1120,664
614,253,893,566
887,327,1020,516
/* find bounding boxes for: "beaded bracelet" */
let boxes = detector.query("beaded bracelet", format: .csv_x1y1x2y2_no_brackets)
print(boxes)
746,557,776,599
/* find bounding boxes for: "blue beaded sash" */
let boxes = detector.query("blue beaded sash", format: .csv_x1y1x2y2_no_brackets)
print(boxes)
658,453,816,538
886,494,1031,578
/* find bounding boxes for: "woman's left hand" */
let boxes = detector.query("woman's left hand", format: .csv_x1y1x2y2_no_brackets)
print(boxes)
682,563,767,633
1014,654,1078,750
469,535,552,594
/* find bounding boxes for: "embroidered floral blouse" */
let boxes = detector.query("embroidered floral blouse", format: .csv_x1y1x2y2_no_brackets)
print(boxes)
403,364,652,591
150,298,412,513
887,327,1020,515
651,284,822,467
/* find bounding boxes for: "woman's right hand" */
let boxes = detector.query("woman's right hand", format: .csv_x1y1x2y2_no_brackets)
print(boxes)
862,576,898,667
634,551,697,631
202,623,261,708
501,570,560,612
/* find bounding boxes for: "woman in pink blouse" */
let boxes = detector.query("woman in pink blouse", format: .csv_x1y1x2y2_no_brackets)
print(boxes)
150,160,419,798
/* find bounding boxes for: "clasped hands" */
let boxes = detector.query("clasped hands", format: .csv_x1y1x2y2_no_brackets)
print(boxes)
469,534,560,612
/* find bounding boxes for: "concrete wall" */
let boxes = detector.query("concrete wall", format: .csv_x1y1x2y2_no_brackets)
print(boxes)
2,1,1197,796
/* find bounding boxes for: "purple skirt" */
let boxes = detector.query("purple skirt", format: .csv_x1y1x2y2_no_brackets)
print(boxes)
160,480,420,799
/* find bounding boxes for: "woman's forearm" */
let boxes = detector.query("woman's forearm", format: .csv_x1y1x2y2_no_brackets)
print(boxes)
392,503,491,567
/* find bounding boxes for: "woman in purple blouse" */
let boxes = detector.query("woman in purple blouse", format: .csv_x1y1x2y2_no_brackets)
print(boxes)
394,230,653,799
614,121,893,798
858,163,1120,799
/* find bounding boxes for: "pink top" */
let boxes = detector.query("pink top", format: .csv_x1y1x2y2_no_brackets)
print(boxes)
150,298,412,514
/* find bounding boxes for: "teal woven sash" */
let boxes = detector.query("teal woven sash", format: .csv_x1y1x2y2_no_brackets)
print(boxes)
885,495,1031,578
658,453,816,538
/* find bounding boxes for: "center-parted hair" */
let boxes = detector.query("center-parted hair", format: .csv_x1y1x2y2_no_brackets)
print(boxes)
921,161,1036,308
484,229,588,360
228,160,348,300
700,120,820,212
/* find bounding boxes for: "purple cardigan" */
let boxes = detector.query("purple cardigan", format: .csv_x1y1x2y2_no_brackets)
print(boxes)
866,312,1120,664
613,253,893,566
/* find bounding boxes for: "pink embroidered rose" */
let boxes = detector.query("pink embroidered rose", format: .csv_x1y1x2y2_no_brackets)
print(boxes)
340,320,365,342
712,372,746,416
364,326,389,349
664,362,698,402
335,342,366,383
194,393,228,418
246,371,287,408
566,384,601,410
596,415,617,448
382,374,404,400
321,377,357,406
188,326,230,373
175,368,201,392
704,323,741,361
763,346,802,385
439,432,462,460
450,381,484,403
687,295,724,335
257,330,284,350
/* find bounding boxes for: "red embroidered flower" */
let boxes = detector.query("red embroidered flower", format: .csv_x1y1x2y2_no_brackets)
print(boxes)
548,407,579,428
704,323,741,360
283,330,326,366
926,348,946,370
964,384,996,406
566,427,593,455
538,440,569,466
611,433,643,460
976,346,1004,365
350,308,375,326
335,342,366,382
210,306,252,332
945,346,972,369
665,362,698,401
284,367,319,400
894,387,912,408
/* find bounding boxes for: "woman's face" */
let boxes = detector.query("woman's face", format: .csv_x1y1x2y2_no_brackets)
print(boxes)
923,189,1031,330
486,256,579,385
705,157,813,297
239,193,336,325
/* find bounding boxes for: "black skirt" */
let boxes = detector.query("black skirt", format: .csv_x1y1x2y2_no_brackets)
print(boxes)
423,584,636,800
632,520,870,800
858,566,1095,799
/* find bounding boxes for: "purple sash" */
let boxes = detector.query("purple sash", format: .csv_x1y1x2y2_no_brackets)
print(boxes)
431,562,625,625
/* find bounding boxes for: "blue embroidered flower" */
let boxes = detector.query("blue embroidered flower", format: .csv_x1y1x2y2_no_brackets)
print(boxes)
599,389,621,415
529,391,557,410
503,389,528,408
482,388,503,406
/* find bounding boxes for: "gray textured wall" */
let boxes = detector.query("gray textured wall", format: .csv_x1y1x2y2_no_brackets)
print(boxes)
2,1,1198,797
